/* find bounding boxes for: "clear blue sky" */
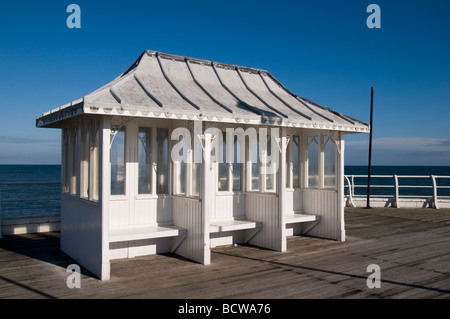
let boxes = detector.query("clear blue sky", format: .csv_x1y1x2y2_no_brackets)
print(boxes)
0,0,449,165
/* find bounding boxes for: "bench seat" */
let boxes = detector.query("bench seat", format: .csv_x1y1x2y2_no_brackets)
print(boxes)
109,225,187,243
285,214,321,224
210,219,262,233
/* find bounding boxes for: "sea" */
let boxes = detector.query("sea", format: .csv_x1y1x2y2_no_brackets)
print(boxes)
0,165,449,218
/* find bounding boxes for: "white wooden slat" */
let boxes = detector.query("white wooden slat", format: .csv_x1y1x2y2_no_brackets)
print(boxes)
302,189,339,240
109,225,186,243
209,219,262,233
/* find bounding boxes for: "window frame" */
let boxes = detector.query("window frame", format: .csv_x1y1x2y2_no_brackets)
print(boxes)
110,125,126,197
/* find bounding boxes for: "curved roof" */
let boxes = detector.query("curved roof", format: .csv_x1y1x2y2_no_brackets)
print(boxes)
36,50,369,132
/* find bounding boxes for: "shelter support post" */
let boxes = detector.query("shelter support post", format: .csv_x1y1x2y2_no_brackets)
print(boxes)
278,127,287,252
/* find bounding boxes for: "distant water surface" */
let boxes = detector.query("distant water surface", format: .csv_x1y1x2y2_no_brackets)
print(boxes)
0,165,60,217
0,165,449,217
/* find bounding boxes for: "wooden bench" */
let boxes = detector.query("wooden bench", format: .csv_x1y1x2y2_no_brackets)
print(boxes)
285,213,320,224
109,225,187,253
210,219,263,244
285,213,321,235
210,219,262,233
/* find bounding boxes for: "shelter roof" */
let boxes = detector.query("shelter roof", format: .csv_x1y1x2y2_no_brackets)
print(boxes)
36,50,369,132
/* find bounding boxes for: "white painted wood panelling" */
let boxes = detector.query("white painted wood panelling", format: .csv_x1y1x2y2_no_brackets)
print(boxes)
210,230,245,248
172,196,205,263
285,189,303,213
210,193,247,247
60,195,103,278
212,193,246,222
109,196,172,229
302,189,341,240
245,193,281,251
109,199,130,229
293,188,303,212
108,196,174,259
213,194,233,221
233,193,246,218
285,190,294,215
109,238,172,260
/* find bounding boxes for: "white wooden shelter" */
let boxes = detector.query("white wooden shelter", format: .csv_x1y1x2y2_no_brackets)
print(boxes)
36,50,369,280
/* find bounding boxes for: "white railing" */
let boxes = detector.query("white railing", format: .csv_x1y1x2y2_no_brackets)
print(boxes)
344,175,450,209
0,181,61,238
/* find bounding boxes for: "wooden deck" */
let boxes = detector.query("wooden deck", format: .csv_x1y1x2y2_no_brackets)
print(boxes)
1,207,450,299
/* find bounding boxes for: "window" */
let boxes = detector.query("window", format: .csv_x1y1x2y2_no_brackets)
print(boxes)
91,127,99,201
173,129,201,197
81,127,90,199
156,128,169,194
192,162,200,197
265,136,275,192
323,135,336,188
218,132,228,191
63,128,70,194
249,136,260,191
286,139,291,188
111,127,125,196
138,127,152,194
292,136,300,188
176,135,187,195
232,135,243,191
69,128,77,196
307,136,319,188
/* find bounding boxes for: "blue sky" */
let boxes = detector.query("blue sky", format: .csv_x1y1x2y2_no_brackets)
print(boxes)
0,0,449,165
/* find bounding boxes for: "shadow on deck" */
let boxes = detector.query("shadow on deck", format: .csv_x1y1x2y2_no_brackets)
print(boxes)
1,207,450,299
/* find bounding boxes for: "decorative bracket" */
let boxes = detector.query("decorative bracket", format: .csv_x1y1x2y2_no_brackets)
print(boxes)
274,136,291,153
197,133,217,151
110,125,124,147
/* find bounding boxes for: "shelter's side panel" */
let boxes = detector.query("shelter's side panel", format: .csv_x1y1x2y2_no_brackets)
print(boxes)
172,197,206,263
60,196,103,278
246,193,281,251
302,189,341,240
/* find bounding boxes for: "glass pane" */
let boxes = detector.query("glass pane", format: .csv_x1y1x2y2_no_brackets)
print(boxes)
111,127,125,195
250,137,260,191
63,129,69,193
218,133,228,191
292,136,300,188
178,135,186,194
81,131,89,198
91,128,99,201
70,130,77,196
138,127,152,194
157,128,169,194
232,136,242,191
180,161,186,194
324,137,336,188
265,137,275,191
308,137,319,188
192,163,200,196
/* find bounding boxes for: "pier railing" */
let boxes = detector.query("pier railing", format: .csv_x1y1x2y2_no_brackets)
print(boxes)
2,176,450,237
344,175,450,209
0,181,61,237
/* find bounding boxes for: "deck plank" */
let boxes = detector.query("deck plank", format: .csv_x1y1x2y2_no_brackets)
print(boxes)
1,207,450,299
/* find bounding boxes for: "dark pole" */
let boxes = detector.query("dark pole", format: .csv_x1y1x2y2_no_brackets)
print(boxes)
366,87,374,209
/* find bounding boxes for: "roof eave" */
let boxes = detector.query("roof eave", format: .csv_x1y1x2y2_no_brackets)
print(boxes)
35,100,84,128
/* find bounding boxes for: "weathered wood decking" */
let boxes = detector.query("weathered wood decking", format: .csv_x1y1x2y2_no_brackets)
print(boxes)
1,208,450,299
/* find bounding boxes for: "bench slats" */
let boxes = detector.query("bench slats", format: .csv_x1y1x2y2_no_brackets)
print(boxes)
210,220,262,233
109,226,187,243
285,214,320,224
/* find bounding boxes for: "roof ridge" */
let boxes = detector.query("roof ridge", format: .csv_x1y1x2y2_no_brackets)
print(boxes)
145,50,269,75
